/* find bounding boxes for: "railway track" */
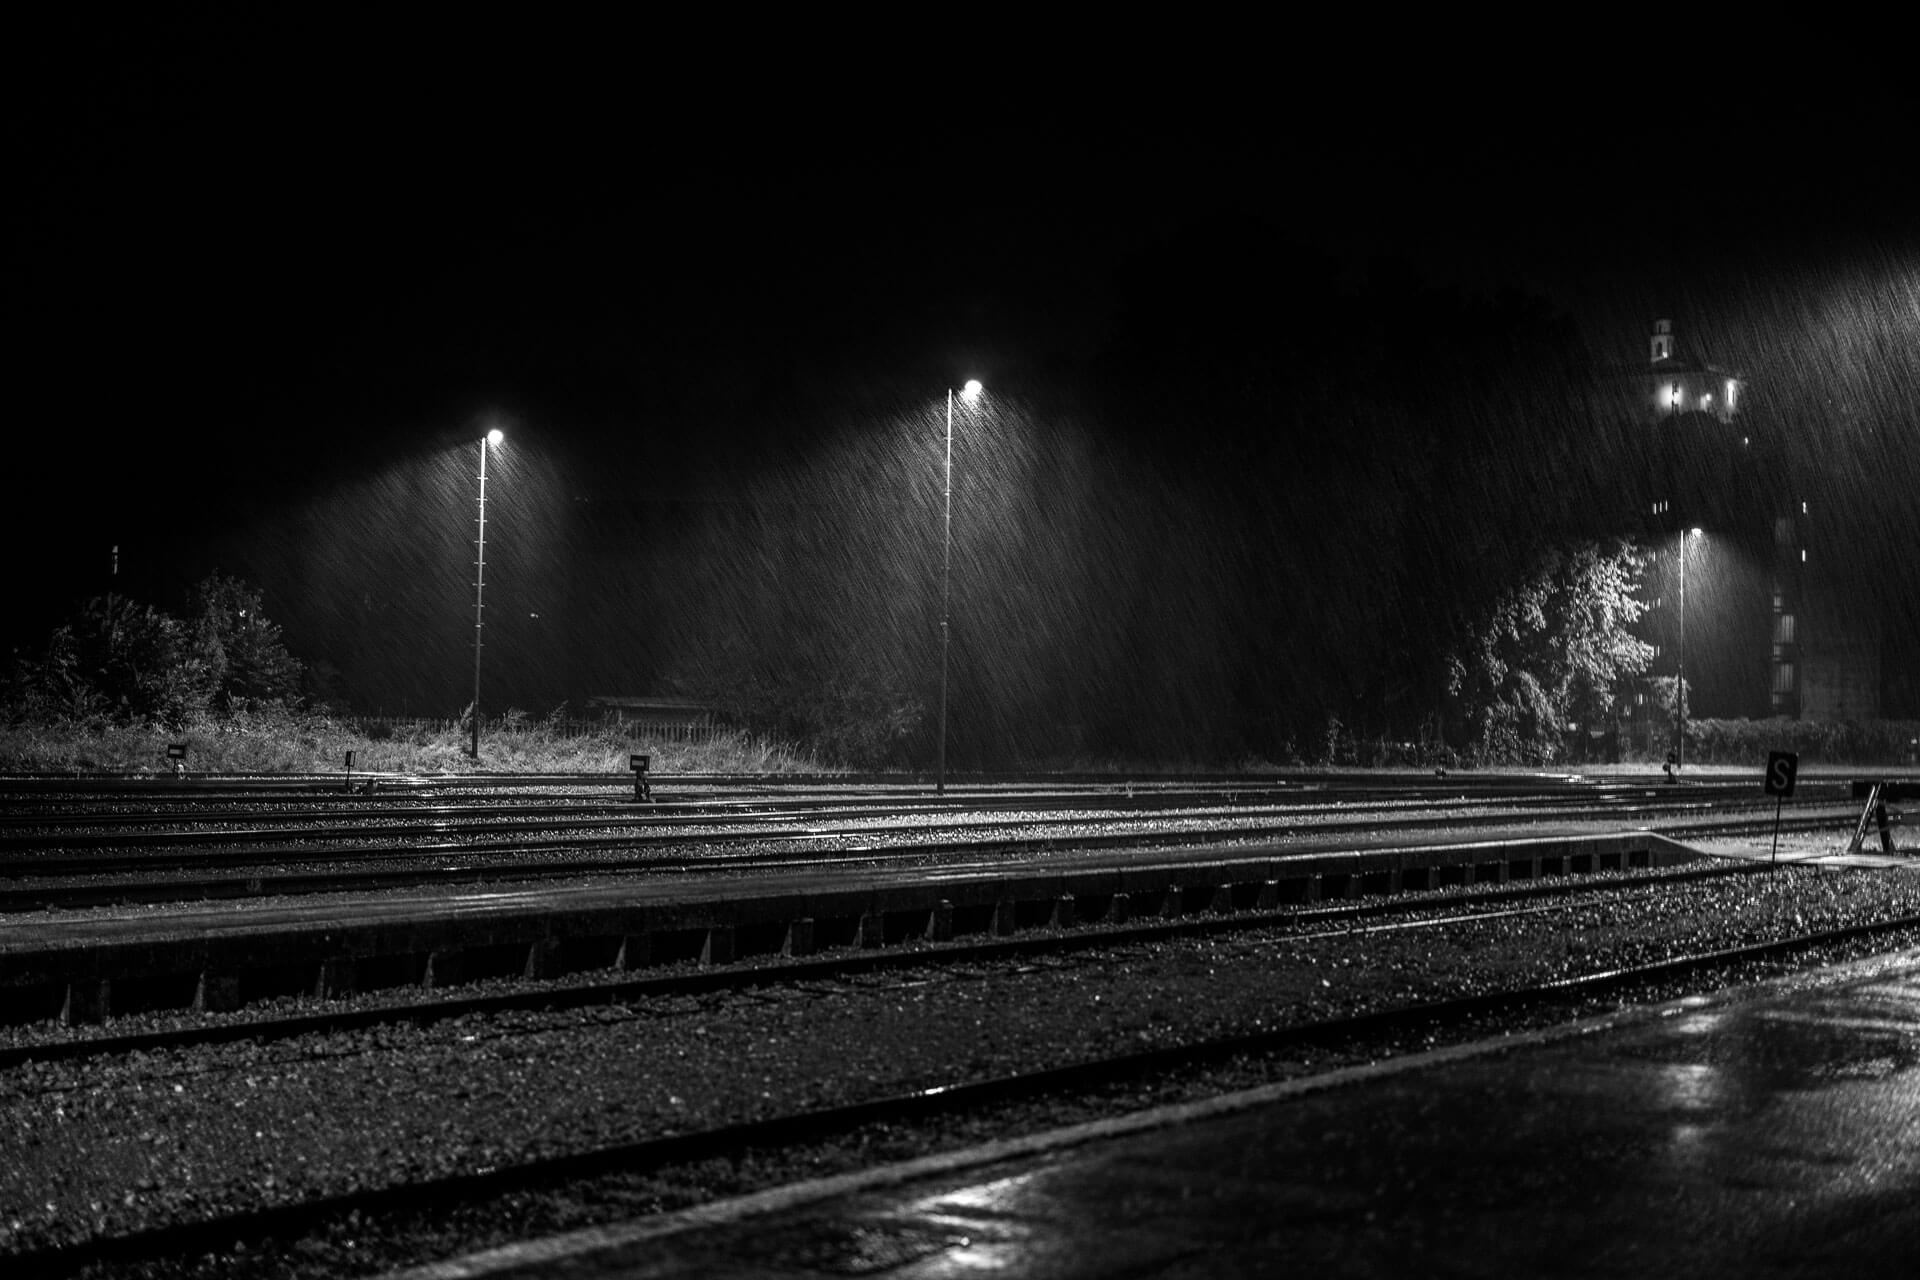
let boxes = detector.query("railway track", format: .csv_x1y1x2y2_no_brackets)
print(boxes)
0,780,1864,912
3,769,1912,1277
0,859,1774,1068
0,787,1845,848
11,893,1918,1279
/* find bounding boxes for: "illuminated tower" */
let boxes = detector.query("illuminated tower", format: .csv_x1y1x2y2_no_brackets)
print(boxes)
1650,317,1673,362
1613,318,1882,727
1616,319,1771,738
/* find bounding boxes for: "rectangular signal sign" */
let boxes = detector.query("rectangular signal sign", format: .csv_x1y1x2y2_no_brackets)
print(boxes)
1765,751,1799,798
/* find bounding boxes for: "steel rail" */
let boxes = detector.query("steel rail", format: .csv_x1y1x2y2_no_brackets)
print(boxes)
0,792,1848,874
1,782,1803,838
0,759,1850,821
0,811,1853,913
0,770,1837,804
0,787,1321,830
0,793,1652,842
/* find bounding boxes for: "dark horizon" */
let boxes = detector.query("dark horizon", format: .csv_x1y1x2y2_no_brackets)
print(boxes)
11,31,1918,750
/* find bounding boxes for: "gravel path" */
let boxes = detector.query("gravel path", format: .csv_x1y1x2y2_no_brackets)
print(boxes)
4,857,1918,1276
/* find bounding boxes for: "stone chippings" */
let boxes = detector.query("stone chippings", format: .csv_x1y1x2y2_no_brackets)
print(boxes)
0,864,1916,1277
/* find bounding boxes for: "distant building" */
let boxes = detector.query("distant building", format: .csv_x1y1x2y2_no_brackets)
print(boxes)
1609,319,1880,735
1594,318,1749,426
585,695,715,728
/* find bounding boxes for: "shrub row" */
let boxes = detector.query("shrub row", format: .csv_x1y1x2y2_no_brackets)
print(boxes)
1683,718,1920,767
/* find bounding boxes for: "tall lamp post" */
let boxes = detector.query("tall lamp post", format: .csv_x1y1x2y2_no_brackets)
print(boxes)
1675,526,1701,773
937,380,982,795
471,428,505,760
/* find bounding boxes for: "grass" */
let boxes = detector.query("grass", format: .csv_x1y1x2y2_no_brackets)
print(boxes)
3,717,1912,780
0,714,828,777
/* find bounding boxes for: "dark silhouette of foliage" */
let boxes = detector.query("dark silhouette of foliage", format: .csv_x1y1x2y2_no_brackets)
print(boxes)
190,573,305,710
2,575,302,727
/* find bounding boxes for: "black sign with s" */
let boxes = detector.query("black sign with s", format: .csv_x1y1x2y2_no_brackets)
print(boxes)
1765,751,1799,798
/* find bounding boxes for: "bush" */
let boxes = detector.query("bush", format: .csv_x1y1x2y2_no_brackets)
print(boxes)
1683,718,1920,767
2,576,305,729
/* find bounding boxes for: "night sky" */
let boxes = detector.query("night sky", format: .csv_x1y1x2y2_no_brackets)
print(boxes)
12,23,1917,746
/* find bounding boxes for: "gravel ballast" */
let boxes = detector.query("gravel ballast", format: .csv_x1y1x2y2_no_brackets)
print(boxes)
3,854,1918,1276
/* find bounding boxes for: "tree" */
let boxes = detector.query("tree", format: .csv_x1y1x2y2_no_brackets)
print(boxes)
189,573,305,710
0,574,303,727
1446,540,1654,764
19,594,214,727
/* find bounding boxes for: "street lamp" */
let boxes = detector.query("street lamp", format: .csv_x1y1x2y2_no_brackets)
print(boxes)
471,427,504,760
937,380,982,795
1675,526,1701,773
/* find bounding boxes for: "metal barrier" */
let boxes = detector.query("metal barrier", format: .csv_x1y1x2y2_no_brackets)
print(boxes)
1847,780,1915,857
346,716,722,744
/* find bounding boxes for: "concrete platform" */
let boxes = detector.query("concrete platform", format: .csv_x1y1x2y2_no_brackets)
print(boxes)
392,948,1920,1279
1690,839,1917,873
1,828,1703,1023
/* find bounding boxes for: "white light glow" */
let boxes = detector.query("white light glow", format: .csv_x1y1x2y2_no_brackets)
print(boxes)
961,380,983,400
486,428,505,446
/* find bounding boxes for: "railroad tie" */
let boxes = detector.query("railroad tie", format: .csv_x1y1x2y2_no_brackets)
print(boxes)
524,938,562,981
423,951,463,989
61,979,110,1026
314,958,357,999
195,971,241,1014
615,934,650,971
